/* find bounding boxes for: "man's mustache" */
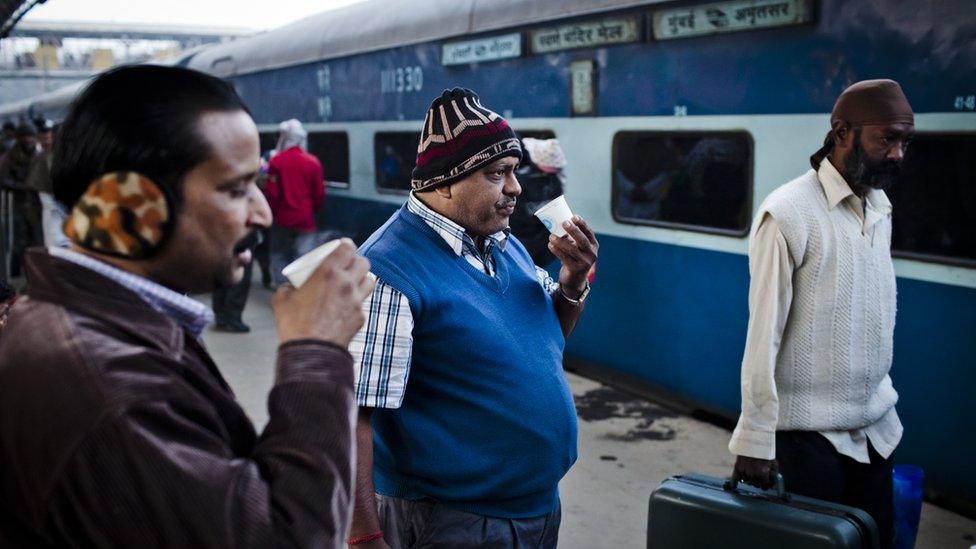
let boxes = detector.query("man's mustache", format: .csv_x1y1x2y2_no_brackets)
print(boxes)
233,230,263,254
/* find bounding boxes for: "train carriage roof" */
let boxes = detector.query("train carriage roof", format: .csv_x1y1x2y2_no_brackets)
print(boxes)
187,0,667,77
0,0,666,120
0,79,88,120
0,44,209,121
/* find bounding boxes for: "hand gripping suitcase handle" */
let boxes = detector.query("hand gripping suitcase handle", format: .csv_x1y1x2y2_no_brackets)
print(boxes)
724,473,790,501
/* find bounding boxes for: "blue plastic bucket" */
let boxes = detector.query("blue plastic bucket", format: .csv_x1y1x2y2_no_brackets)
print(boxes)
893,465,924,549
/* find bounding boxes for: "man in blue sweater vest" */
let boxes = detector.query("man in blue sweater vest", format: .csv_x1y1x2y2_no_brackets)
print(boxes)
346,88,598,548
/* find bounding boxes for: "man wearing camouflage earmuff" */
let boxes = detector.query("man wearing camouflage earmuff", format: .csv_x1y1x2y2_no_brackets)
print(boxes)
0,65,372,546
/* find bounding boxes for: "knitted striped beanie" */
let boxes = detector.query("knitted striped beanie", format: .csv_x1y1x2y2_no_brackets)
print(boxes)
411,88,522,192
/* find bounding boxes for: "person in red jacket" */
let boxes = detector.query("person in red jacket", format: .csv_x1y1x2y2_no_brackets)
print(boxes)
264,118,325,287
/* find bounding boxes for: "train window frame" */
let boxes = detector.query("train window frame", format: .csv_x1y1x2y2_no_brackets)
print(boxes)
610,130,755,237
307,131,351,189
260,130,351,190
258,131,278,157
888,131,976,269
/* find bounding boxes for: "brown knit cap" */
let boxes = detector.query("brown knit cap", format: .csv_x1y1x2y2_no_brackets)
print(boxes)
810,79,914,169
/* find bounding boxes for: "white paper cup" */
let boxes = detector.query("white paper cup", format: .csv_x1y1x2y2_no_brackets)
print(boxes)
281,239,343,288
534,195,574,237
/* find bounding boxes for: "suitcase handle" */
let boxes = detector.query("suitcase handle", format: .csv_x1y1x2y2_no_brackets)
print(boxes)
724,473,790,501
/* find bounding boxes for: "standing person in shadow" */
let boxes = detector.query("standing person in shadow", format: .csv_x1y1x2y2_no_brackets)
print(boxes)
509,137,567,267
26,119,69,249
212,231,258,333
0,122,42,277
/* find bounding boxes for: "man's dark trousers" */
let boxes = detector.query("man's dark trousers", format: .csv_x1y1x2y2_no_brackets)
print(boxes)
776,431,894,549
376,495,561,548
212,259,252,327
10,190,42,277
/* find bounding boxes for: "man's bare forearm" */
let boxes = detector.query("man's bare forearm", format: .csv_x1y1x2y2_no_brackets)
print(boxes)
552,286,585,338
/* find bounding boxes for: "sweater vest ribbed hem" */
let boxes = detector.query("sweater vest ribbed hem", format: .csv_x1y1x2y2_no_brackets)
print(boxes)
373,469,560,519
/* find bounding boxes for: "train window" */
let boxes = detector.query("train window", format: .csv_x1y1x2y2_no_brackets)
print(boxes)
308,131,350,188
612,131,753,235
258,132,278,158
518,130,556,141
375,132,417,194
889,133,976,266
373,130,557,194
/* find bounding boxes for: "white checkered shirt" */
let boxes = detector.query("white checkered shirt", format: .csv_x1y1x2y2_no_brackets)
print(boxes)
351,193,559,409
48,247,214,337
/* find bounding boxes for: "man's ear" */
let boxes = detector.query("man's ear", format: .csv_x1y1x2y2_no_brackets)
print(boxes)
832,120,851,147
433,184,452,199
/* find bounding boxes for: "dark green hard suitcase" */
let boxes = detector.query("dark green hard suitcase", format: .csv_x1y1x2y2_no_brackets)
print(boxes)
647,473,880,549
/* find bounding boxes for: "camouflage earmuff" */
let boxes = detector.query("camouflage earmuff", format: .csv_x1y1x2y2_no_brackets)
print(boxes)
63,171,174,259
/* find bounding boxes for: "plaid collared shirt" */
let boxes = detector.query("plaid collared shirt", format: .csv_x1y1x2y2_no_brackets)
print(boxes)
406,193,510,276
351,193,559,409
48,247,214,337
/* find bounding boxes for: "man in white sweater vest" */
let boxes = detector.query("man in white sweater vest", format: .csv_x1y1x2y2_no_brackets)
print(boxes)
729,79,914,549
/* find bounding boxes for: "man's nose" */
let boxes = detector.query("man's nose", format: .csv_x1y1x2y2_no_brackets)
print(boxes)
504,174,522,197
247,183,273,228
887,141,907,163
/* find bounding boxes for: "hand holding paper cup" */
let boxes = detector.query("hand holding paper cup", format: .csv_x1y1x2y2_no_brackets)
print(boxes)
272,238,375,348
281,240,343,288
534,195,575,237
282,239,376,288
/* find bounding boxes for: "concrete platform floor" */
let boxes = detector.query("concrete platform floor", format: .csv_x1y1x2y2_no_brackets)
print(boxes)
200,282,976,548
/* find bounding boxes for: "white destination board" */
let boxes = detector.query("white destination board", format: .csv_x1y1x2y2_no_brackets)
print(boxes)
570,60,596,115
442,33,521,66
653,0,812,40
531,17,639,54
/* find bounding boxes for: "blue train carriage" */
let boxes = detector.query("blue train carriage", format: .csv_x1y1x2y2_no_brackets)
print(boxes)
5,0,972,514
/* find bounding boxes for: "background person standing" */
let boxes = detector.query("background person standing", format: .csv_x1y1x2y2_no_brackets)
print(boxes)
211,256,254,332
264,118,324,287
0,122,42,277
0,122,16,155
510,137,567,267
26,119,69,248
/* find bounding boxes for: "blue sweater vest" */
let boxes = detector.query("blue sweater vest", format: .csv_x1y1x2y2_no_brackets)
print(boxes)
359,205,578,518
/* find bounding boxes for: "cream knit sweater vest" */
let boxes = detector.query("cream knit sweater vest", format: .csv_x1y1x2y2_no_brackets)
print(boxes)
758,169,898,432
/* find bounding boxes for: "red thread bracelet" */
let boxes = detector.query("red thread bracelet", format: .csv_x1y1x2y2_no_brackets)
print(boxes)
347,531,384,545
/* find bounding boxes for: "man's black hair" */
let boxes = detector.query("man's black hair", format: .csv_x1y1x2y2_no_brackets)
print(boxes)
2,121,15,133
0,281,15,304
16,122,36,137
51,64,250,209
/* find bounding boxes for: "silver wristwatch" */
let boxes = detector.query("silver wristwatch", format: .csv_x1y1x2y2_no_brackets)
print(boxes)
559,282,590,306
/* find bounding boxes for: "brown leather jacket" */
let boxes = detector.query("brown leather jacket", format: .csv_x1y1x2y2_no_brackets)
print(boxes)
0,249,356,547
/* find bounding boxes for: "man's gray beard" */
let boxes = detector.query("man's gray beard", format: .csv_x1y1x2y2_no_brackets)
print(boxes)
846,141,899,193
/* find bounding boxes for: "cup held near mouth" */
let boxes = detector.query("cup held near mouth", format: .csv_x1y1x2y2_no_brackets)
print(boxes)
281,239,378,289
533,195,574,237
281,240,343,288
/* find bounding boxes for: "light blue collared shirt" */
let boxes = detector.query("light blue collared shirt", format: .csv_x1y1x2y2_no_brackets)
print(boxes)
48,247,213,337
